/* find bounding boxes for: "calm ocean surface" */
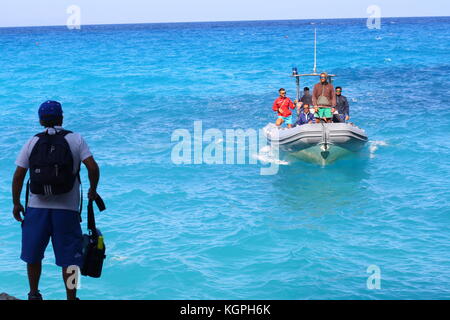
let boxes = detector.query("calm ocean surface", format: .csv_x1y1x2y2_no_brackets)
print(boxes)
0,17,449,300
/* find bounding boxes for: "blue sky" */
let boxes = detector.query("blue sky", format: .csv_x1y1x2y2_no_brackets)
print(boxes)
0,0,449,27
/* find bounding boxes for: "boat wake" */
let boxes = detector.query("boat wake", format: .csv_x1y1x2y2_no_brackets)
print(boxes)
368,140,388,158
253,145,289,166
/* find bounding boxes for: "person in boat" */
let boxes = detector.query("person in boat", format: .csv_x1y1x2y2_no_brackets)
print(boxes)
332,86,350,123
312,72,336,123
300,87,313,106
273,88,295,128
295,104,315,126
295,87,313,115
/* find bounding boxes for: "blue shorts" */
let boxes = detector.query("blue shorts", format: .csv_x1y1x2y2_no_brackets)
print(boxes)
278,115,293,125
21,208,83,268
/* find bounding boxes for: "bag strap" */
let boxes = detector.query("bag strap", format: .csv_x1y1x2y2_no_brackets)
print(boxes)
278,97,289,112
78,176,83,222
77,160,82,221
87,195,106,238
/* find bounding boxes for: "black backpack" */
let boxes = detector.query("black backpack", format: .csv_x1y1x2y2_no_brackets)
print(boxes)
28,129,77,196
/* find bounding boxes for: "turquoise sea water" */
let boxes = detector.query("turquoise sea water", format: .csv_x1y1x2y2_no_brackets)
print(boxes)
0,17,450,300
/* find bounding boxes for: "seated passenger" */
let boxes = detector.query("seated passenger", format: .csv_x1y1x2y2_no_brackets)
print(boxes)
332,86,350,123
295,104,315,126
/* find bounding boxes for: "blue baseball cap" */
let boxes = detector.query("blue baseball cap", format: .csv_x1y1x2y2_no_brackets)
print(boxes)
38,100,63,120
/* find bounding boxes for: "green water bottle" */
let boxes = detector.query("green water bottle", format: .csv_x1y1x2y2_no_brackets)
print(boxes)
97,235,104,250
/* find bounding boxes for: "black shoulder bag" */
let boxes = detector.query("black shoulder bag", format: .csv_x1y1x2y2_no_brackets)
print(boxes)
81,196,106,278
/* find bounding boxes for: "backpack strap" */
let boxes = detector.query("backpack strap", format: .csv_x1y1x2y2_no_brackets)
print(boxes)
77,157,83,221
58,129,73,136
25,179,30,212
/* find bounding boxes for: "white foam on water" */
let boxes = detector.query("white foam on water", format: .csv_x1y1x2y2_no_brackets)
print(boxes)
111,255,129,261
262,122,278,134
253,145,289,166
257,124,289,165
369,140,388,158
259,145,271,153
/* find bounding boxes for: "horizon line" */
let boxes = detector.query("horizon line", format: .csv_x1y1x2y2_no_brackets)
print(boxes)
0,15,448,29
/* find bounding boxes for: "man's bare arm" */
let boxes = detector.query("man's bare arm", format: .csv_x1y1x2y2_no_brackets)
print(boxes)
82,156,100,200
12,166,28,222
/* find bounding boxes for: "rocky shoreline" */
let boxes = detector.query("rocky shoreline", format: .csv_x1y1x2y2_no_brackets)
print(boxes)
0,293,20,300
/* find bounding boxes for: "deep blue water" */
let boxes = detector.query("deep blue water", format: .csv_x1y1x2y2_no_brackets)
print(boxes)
1,17,450,299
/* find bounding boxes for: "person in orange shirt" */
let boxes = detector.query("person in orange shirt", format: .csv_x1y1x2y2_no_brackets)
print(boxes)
272,88,295,128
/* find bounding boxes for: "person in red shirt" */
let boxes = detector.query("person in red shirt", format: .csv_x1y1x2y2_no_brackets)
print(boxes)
272,88,295,128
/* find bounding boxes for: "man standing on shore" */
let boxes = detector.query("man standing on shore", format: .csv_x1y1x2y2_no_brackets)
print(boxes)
12,100,100,300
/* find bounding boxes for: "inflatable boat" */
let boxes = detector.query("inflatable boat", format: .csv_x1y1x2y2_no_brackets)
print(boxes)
264,29,369,164
264,122,368,164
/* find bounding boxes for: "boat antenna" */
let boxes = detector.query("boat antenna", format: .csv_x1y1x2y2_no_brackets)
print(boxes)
313,28,317,74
